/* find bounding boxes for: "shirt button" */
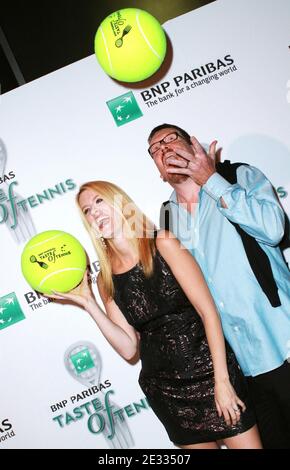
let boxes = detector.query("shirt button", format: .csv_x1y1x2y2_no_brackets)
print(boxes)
208,277,212,283
233,326,240,332
219,302,224,309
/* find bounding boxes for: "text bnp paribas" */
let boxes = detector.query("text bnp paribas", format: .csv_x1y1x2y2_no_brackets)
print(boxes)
140,54,236,106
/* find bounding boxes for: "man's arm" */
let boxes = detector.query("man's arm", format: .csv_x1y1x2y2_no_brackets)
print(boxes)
203,164,285,246
164,135,285,246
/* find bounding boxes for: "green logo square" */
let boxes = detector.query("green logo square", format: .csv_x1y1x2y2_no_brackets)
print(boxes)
107,91,143,127
70,348,95,374
0,292,25,331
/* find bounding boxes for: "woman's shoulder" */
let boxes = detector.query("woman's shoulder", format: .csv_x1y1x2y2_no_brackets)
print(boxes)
155,229,179,250
155,230,195,271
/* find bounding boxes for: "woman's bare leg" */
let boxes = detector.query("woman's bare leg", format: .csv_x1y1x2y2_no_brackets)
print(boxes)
223,425,263,449
176,441,220,449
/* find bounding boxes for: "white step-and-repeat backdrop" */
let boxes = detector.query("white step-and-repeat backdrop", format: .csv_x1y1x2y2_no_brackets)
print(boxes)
0,0,289,448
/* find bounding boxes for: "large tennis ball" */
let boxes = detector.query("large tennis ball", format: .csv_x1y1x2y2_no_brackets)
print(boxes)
21,230,87,294
94,8,167,82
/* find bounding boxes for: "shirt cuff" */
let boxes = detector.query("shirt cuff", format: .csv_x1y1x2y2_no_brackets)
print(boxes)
202,172,232,201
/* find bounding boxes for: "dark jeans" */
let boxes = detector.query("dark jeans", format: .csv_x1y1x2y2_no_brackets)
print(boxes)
247,360,290,449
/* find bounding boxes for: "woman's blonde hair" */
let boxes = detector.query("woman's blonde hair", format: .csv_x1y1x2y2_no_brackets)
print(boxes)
76,181,156,299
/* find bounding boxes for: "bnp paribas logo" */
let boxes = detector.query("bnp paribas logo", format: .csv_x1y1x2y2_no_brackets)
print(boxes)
0,292,25,331
69,347,96,374
106,91,143,127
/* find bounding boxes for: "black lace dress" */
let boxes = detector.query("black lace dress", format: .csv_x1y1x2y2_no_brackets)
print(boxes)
113,249,256,445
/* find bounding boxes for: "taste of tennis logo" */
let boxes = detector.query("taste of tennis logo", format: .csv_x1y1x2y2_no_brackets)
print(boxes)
0,292,25,331
107,91,143,127
50,341,152,448
31,243,72,267
109,10,127,36
0,178,76,232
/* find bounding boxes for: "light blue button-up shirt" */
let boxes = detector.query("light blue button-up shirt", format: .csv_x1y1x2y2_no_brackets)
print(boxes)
167,164,290,377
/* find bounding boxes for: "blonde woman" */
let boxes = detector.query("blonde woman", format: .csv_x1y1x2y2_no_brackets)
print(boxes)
49,181,262,449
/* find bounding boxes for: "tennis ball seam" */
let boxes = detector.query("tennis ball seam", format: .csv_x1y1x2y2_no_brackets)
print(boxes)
38,267,85,288
28,233,64,250
100,25,114,75
136,9,162,60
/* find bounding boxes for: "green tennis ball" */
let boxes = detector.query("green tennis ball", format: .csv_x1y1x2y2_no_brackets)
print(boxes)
21,230,87,294
94,8,167,82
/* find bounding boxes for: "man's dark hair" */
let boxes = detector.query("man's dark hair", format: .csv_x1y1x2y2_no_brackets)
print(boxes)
148,123,191,143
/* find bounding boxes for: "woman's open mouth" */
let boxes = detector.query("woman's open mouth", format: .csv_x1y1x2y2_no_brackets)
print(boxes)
97,217,110,230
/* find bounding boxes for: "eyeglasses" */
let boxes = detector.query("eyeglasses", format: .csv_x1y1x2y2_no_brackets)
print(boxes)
148,132,183,157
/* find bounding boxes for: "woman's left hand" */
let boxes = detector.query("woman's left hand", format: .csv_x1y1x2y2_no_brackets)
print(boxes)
44,269,96,310
214,379,246,426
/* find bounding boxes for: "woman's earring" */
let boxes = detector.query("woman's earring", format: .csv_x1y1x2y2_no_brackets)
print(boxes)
94,226,107,249
100,235,107,249
93,223,107,249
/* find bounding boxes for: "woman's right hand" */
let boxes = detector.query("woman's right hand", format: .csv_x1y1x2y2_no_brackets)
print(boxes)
45,269,96,310
214,378,246,427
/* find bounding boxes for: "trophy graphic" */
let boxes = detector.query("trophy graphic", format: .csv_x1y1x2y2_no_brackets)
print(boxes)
0,139,36,243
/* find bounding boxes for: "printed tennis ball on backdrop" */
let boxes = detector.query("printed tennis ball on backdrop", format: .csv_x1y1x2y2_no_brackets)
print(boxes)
21,230,87,294
94,8,167,82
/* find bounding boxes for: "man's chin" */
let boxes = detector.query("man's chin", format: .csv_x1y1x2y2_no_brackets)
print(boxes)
167,173,188,184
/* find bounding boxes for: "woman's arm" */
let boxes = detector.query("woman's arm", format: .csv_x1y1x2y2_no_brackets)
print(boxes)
47,270,139,361
95,275,139,360
156,231,246,425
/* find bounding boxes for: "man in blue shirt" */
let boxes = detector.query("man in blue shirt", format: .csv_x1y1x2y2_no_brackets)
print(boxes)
147,123,290,449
